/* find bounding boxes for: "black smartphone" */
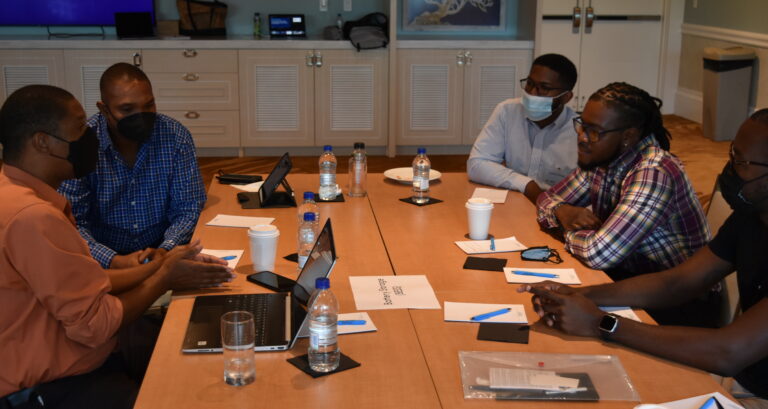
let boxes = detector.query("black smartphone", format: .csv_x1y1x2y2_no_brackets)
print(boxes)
247,271,296,292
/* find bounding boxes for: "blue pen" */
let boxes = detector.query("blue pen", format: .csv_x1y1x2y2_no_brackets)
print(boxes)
338,320,366,325
512,270,559,279
698,397,718,409
490,237,496,251
471,307,511,321
221,255,237,260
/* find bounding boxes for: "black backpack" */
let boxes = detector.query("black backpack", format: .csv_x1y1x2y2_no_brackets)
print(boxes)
342,12,389,51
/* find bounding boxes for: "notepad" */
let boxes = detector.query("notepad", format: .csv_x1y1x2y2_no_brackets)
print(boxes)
471,188,508,204
230,181,264,192
444,302,527,323
504,268,581,285
455,236,527,254
200,249,244,269
205,214,275,228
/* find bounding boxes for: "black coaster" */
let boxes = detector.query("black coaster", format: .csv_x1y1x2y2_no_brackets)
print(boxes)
399,197,443,206
477,323,529,344
463,233,495,240
314,193,345,203
283,253,298,262
463,256,506,272
287,353,361,378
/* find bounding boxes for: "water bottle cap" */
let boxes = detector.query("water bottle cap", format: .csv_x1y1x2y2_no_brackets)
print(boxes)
417,147,426,154
315,277,330,289
303,212,316,221
323,145,333,152
354,142,365,149
303,191,315,200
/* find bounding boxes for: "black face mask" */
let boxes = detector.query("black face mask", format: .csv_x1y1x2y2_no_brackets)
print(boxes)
115,112,156,143
718,161,768,214
48,126,99,179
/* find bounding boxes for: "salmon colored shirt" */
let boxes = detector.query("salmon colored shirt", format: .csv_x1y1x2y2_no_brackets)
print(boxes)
0,165,123,396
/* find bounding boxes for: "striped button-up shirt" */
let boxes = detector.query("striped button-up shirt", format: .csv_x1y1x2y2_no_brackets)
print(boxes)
537,134,710,276
58,113,206,268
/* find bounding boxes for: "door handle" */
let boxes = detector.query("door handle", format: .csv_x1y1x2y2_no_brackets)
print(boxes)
184,111,200,119
585,6,595,28
132,52,142,68
182,73,199,81
306,52,315,67
314,52,323,67
183,49,198,58
464,51,472,66
456,51,465,66
572,6,582,29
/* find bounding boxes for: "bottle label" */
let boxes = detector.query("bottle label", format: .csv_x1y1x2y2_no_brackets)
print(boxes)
413,177,429,190
320,173,336,186
298,255,308,268
309,324,337,348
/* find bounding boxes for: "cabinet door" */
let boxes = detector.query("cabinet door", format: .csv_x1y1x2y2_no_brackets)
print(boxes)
239,50,314,147
0,50,64,105
149,72,238,111
63,50,138,117
398,49,464,146
538,0,583,111
462,49,532,145
164,110,240,148
314,49,388,147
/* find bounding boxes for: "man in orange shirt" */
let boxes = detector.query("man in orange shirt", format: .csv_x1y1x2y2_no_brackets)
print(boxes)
0,85,234,408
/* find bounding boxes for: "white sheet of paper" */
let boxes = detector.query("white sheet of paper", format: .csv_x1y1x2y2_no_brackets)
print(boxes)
444,302,527,323
455,236,527,254
205,214,274,228
601,306,641,322
504,268,581,285
349,275,441,310
472,188,508,204
200,249,244,270
651,392,743,409
230,181,264,192
489,368,580,391
338,312,377,335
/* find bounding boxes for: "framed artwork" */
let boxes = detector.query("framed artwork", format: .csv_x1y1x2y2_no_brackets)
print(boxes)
403,0,506,32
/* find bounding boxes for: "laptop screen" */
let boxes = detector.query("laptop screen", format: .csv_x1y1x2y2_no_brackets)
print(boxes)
292,219,336,305
258,153,291,204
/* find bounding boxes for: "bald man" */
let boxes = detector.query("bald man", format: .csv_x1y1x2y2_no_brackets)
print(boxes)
59,63,206,269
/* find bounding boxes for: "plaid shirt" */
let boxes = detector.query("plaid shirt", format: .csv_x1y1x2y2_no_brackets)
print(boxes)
58,113,206,268
537,134,710,275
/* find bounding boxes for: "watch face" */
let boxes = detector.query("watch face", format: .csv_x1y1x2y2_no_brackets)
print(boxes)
599,314,618,333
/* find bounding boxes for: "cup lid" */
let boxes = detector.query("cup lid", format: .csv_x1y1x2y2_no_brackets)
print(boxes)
248,224,279,235
467,197,492,205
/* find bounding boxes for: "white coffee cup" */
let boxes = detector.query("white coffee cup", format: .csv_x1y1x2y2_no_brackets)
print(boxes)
466,197,494,240
248,225,280,272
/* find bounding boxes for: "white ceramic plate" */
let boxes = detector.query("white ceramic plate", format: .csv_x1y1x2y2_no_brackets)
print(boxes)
383,167,442,184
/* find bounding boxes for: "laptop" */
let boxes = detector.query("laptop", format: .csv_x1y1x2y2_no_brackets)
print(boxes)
237,152,296,208
269,14,307,38
182,219,337,353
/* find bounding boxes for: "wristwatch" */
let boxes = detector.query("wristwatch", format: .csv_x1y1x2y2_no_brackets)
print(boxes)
598,313,620,340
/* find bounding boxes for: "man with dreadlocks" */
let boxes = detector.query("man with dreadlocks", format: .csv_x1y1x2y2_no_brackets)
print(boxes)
536,82,716,327
520,109,768,408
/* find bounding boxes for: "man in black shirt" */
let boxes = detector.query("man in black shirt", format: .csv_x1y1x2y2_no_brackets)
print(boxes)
519,109,768,406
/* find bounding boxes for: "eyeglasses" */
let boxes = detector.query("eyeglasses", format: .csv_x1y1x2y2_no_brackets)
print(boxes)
519,77,568,96
729,143,768,168
572,117,631,143
520,246,563,264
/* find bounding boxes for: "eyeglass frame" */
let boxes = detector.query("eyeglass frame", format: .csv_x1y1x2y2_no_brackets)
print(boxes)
572,116,633,144
729,143,768,168
519,77,569,96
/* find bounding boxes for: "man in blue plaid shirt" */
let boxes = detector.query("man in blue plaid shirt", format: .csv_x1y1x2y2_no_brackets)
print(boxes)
59,63,206,269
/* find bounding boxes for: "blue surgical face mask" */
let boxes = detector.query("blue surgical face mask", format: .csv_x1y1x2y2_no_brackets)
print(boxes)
522,89,567,122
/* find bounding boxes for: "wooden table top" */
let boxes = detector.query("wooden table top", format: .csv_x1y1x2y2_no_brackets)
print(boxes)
135,172,728,409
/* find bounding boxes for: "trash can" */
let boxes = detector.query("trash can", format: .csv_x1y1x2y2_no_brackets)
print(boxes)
702,46,756,141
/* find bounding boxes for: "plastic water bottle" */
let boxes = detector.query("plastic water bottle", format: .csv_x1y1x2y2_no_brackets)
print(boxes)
308,277,340,372
412,147,431,204
348,142,367,197
336,13,344,31
253,13,261,38
318,145,337,201
297,192,320,225
297,212,317,271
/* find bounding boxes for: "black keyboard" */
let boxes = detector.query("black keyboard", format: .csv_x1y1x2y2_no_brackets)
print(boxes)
223,294,283,346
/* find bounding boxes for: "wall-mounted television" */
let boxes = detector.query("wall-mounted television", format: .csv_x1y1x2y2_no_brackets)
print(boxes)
0,0,155,26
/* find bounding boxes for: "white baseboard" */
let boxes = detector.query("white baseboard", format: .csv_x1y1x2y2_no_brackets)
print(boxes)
675,87,703,123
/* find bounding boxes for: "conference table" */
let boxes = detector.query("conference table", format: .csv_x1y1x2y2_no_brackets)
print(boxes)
134,171,728,409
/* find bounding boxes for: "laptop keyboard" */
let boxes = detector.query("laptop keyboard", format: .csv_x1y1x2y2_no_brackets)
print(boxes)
224,294,280,346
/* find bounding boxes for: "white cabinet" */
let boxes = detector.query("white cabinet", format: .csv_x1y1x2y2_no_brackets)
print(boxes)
63,50,139,117
537,0,664,110
143,49,240,148
0,50,65,105
239,49,388,148
398,49,531,146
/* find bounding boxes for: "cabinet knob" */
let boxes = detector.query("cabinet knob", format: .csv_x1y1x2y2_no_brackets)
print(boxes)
306,53,315,67
464,51,472,65
183,49,198,58
132,53,142,67
182,73,200,81
314,52,323,67
184,111,200,119
456,51,465,66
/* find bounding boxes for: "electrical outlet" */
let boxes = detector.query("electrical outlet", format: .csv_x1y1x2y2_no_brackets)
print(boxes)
320,0,328,12
344,0,352,12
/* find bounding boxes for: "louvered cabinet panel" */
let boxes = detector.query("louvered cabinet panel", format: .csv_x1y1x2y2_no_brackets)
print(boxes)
462,49,532,144
315,49,387,147
0,50,64,106
239,50,314,147
397,50,463,145
63,50,138,117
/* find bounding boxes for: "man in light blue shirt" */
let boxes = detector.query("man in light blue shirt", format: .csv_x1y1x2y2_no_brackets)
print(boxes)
467,54,578,203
